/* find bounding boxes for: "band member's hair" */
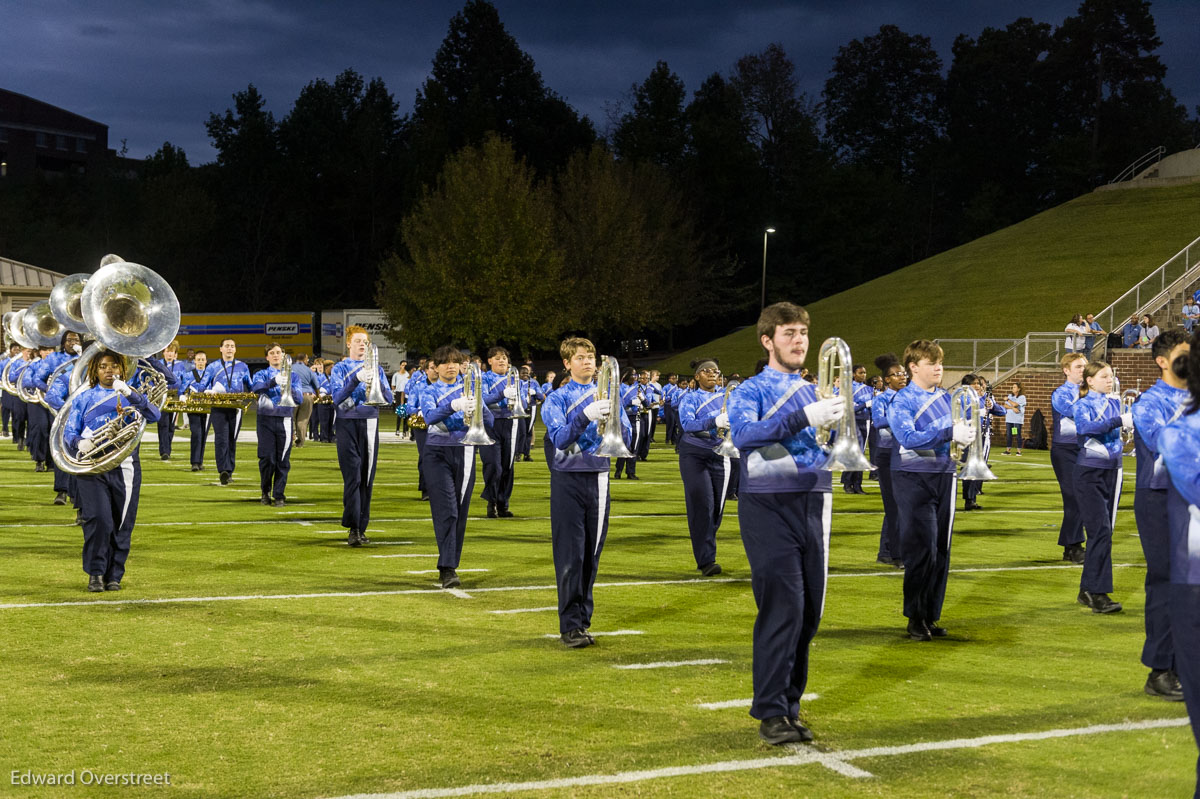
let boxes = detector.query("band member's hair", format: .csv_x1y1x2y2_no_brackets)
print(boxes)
263,341,284,355
621,367,636,383
903,340,944,371
163,339,179,354
193,350,207,361
559,337,595,360
690,357,719,375
1077,361,1111,397
220,337,236,347
1059,352,1087,369
1185,331,1200,415
486,346,509,360
1151,328,1189,360
756,302,809,341
345,325,369,343
961,373,978,386
58,329,81,352
430,345,464,366
86,351,124,386
874,353,898,375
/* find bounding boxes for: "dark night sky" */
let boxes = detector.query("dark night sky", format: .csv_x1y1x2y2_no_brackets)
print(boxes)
5,0,1199,163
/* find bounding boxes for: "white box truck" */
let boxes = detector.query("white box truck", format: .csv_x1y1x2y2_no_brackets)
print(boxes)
321,309,407,373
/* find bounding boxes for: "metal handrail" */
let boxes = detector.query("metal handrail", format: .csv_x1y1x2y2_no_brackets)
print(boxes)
1108,145,1165,184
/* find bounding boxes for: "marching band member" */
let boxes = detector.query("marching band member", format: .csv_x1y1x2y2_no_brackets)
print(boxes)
155,341,187,461
636,369,659,459
728,302,844,744
1157,336,1200,797
614,369,641,479
677,358,732,576
251,343,304,507
421,346,492,588
887,339,974,642
541,370,557,397
202,338,252,485
960,374,1004,511
7,346,32,451
34,330,83,502
839,364,872,494
519,365,543,461
181,351,210,472
0,342,16,438
1071,361,1132,614
1132,329,1189,700
330,326,393,547
315,360,337,444
20,343,55,471
645,369,664,449
871,354,906,566
543,337,633,648
479,347,520,519
406,360,434,499
1052,353,1089,563
63,351,160,592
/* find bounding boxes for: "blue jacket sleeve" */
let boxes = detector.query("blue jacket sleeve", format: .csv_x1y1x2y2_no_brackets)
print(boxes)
422,384,458,426
888,397,952,450
1074,399,1120,435
544,391,593,450
728,383,812,450
1051,386,1076,417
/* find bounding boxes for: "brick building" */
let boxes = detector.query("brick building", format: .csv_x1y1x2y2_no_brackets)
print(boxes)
0,88,112,180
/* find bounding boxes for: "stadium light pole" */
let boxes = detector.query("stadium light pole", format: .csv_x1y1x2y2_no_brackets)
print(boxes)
760,227,776,311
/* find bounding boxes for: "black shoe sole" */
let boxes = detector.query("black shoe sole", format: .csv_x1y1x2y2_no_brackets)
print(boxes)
1145,684,1185,701
759,725,805,745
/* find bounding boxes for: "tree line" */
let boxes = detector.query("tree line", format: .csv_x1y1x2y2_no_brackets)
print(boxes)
0,0,1193,358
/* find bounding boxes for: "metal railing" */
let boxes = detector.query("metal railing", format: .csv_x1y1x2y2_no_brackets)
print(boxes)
1108,145,1165,184
1092,234,1200,337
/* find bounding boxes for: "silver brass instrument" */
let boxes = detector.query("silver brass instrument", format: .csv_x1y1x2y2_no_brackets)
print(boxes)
712,379,740,458
361,344,392,407
461,362,496,445
505,366,531,418
4,307,38,349
1120,389,1139,445
2,355,33,398
49,273,90,330
16,355,43,404
23,300,64,349
816,337,872,472
276,355,298,409
951,385,997,481
593,355,633,458
50,259,180,475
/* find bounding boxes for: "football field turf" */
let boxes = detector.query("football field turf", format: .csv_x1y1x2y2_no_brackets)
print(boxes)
1,429,1194,798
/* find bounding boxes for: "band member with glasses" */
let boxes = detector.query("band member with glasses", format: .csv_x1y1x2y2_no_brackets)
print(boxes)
728,303,845,745
63,351,160,592
1052,353,1089,563
871,354,906,566
677,358,732,577
181,351,211,472
251,343,304,507
330,326,393,546
201,338,252,485
542,337,633,648
421,346,492,589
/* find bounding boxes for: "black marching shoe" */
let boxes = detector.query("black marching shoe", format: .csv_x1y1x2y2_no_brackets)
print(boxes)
161,455,170,462
759,716,807,745
487,501,498,519
53,492,68,506
907,618,932,641
273,497,286,507
560,628,592,648
219,471,231,485
104,580,121,591
358,529,371,544
440,569,461,589
190,464,202,472
1145,669,1185,701
87,575,104,593
260,494,271,505
74,509,84,525
497,507,514,518
700,562,723,576
420,491,429,501
626,475,640,481
964,500,981,511
1063,545,1086,564
927,622,948,638
1078,590,1123,614
348,529,362,547
788,717,815,742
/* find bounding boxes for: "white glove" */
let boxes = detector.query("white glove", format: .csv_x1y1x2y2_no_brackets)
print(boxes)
357,367,373,383
77,439,96,455
188,385,199,394
72,344,82,355
584,399,611,421
952,421,975,448
212,383,226,394
275,373,288,387
714,412,729,429
1121,412,1133,430
81,427,96,440
802,398,844,428
450,397,469,413
632,397,643,408
203,387,215,395
503,386,519,400
318,388,328,396
865,399,873,409
111,378,132,397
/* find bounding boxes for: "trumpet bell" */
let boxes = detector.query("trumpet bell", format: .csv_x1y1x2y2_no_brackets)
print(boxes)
50,273,90,331
593,355,633,459
713,437,740,458
960,457,997,482
82,260,180,358
820,433,872,472
23,300,64,349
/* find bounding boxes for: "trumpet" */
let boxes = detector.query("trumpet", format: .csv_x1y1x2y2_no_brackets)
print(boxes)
950,386,997,481
593,356,633,458
712,379,740,458
816,337,872,472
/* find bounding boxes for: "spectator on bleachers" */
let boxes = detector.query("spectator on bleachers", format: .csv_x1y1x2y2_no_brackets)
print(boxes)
1121,314,1141,348
1065,314,1088,353
1137,314,1160,348
1083,313,1105,357
1183,297,1200,333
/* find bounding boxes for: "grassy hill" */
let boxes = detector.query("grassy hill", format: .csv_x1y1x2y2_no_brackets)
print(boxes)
658,182,1200,377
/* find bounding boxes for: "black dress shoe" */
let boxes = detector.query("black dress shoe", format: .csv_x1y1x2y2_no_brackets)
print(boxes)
74,510,84,525
964,501,980,511
161,455,170,462
87,575,104,592
498,508,514,518
359,529,371,544
759,716,805,745
420,492,429,501
1078,590,1123,613
487,501,497,519
260,494,271,505
1063,545,1086,564
906,618,932,641
788,717,815,742
561,628,592,648
1145,669,1185,701
104,580,121,591
927,622,948,638
626,475,640,481
190,464,202,472
273,497,286,507
53,492,68,506
219,471,231,485
348,529,362,547
700,562,723,576
440,569,461,589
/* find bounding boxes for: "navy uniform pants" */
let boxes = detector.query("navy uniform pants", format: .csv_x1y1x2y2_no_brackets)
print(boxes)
840,421,868,490
413,427,428,493
548,454,611,635
1168,584,1200,799
1135,488,1173,670
26,403,50,463
739,491,829,721
615,413,640,477
336,416,379,532
157,410,176,458
636,413,652,459
187,413,209,467
316,404,335,442
1051,445,1085,547
423,444,476,570
1074,465,1120,594
1,391,10,434
53,463,70,494
875,448,901,561
893,470,956,623
210,407,243,474
257,414,294,500
77,454,141,582
10,397,27,447
480,416,519,510
677,440,730,568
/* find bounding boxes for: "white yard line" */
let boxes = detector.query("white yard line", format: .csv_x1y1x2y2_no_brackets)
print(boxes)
541,630,644,638
695,694,818,710
406,569,490,575
317,717,1190,798
368,554,440,559
488,607,558,615
613,659,729,670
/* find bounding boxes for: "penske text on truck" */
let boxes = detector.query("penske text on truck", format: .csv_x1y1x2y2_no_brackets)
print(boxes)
321,309,406,372
176,313,316,364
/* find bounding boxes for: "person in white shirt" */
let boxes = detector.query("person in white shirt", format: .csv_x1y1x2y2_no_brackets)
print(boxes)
391,360,410,435
1064,314,1088,353
1182,301,1199,334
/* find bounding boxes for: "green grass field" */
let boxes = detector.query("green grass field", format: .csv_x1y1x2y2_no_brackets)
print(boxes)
659,182,1200,376
1,427,1194,798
